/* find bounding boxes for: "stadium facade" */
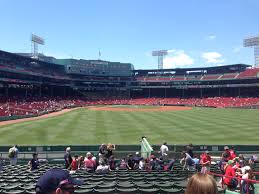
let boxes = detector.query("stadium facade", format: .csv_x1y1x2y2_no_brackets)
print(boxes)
1,49,258,100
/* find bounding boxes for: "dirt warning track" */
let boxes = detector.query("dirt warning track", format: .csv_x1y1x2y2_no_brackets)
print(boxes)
0,108,79,127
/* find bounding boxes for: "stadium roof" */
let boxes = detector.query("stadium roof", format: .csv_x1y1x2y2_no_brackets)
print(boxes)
133,64,251,73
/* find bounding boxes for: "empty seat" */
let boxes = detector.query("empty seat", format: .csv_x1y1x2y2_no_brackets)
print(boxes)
138,188,159,194
117,188,137,194
74,188,93,194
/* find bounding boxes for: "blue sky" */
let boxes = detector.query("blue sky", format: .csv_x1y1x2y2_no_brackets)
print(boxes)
0,0,258,69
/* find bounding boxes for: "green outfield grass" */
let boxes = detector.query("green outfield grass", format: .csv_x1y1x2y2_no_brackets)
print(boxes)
0,106,259,145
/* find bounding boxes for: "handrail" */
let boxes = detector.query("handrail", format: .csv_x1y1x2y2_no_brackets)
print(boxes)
207,171,259,194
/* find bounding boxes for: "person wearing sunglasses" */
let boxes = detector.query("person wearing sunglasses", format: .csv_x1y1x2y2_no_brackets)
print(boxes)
35,168,82,194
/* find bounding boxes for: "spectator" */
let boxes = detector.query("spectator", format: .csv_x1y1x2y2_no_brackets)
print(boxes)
126,154,134,170
249,155,257,167
118,158,127,170
185,173,218,194
64,147,72,170
219,146,231,171
108,156,116,170
96,160,110,174
105,143,115,159
98,144,106,162
84,152,96,173
222,146,231,162
186,143,194,158
157,157,165,170
139,157,145,170
238,154,246,168
241,169,255,194
70,155,79,171
200,150,211,174
150,155,160,170
35,168,82,194
160,142,169,159
167,159,176,171
192,155,200,169
133,152,142,169
8,145,19,165
145,158,152,171
181,151,195,170
28,153,40,171
224,160,237,190
78,155,84,169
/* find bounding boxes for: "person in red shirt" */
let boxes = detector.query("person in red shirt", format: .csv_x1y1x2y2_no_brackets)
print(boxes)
84,152,96,173
70,155,79,171
224,160,237,189
222,146,231,161
200,150,211,174
219,146,231,172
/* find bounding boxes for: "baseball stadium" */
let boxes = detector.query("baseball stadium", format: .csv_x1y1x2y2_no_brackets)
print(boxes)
1,1,259,193
0,38,259,193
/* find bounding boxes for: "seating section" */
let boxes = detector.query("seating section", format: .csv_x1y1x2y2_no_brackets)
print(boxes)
237,68,259,79
220,73,238,79
0,163,225,194
201,74,220,80
135,68,259,82
1,97,259,117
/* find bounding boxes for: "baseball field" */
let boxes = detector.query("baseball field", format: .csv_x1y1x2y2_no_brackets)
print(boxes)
0,105,259,145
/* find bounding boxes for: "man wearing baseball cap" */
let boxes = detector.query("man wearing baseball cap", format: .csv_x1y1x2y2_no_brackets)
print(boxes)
35,168,82,194
200,150,211,174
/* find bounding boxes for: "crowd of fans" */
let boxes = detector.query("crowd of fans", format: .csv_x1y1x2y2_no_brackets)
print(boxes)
0,96,259,117
61,143,258,193
3,143,258,194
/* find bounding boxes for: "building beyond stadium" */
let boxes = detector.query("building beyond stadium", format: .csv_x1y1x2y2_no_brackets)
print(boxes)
0,49,259,99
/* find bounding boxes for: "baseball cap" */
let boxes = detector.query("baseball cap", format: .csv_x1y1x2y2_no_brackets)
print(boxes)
35,168,83,193
136,152,139,155
228,160,234,165
205,150,209,154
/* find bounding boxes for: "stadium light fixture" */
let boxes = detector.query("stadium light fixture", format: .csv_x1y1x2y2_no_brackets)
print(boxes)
31,34,45,59
152,50,168,70
244,35,259,67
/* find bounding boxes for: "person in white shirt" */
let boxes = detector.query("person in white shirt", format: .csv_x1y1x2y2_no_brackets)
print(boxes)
139,158,145,170
95,160,110,174
160,142,169,159
8,145,19,165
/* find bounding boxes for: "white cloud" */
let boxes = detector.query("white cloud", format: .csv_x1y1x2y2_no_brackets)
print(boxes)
205,35,216,40
202,52,224,64
163,50,194,69
167,49,176,53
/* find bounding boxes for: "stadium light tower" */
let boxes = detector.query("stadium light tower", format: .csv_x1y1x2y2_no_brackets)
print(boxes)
244,35,259,67
31,34,45,59
152,50,168,69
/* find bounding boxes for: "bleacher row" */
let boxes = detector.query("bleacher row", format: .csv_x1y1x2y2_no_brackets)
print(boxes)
0,163,227,194
135,68,259,82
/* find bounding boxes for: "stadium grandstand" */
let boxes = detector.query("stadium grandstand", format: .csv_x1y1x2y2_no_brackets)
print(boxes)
1,49,259,194
0,49,259,119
